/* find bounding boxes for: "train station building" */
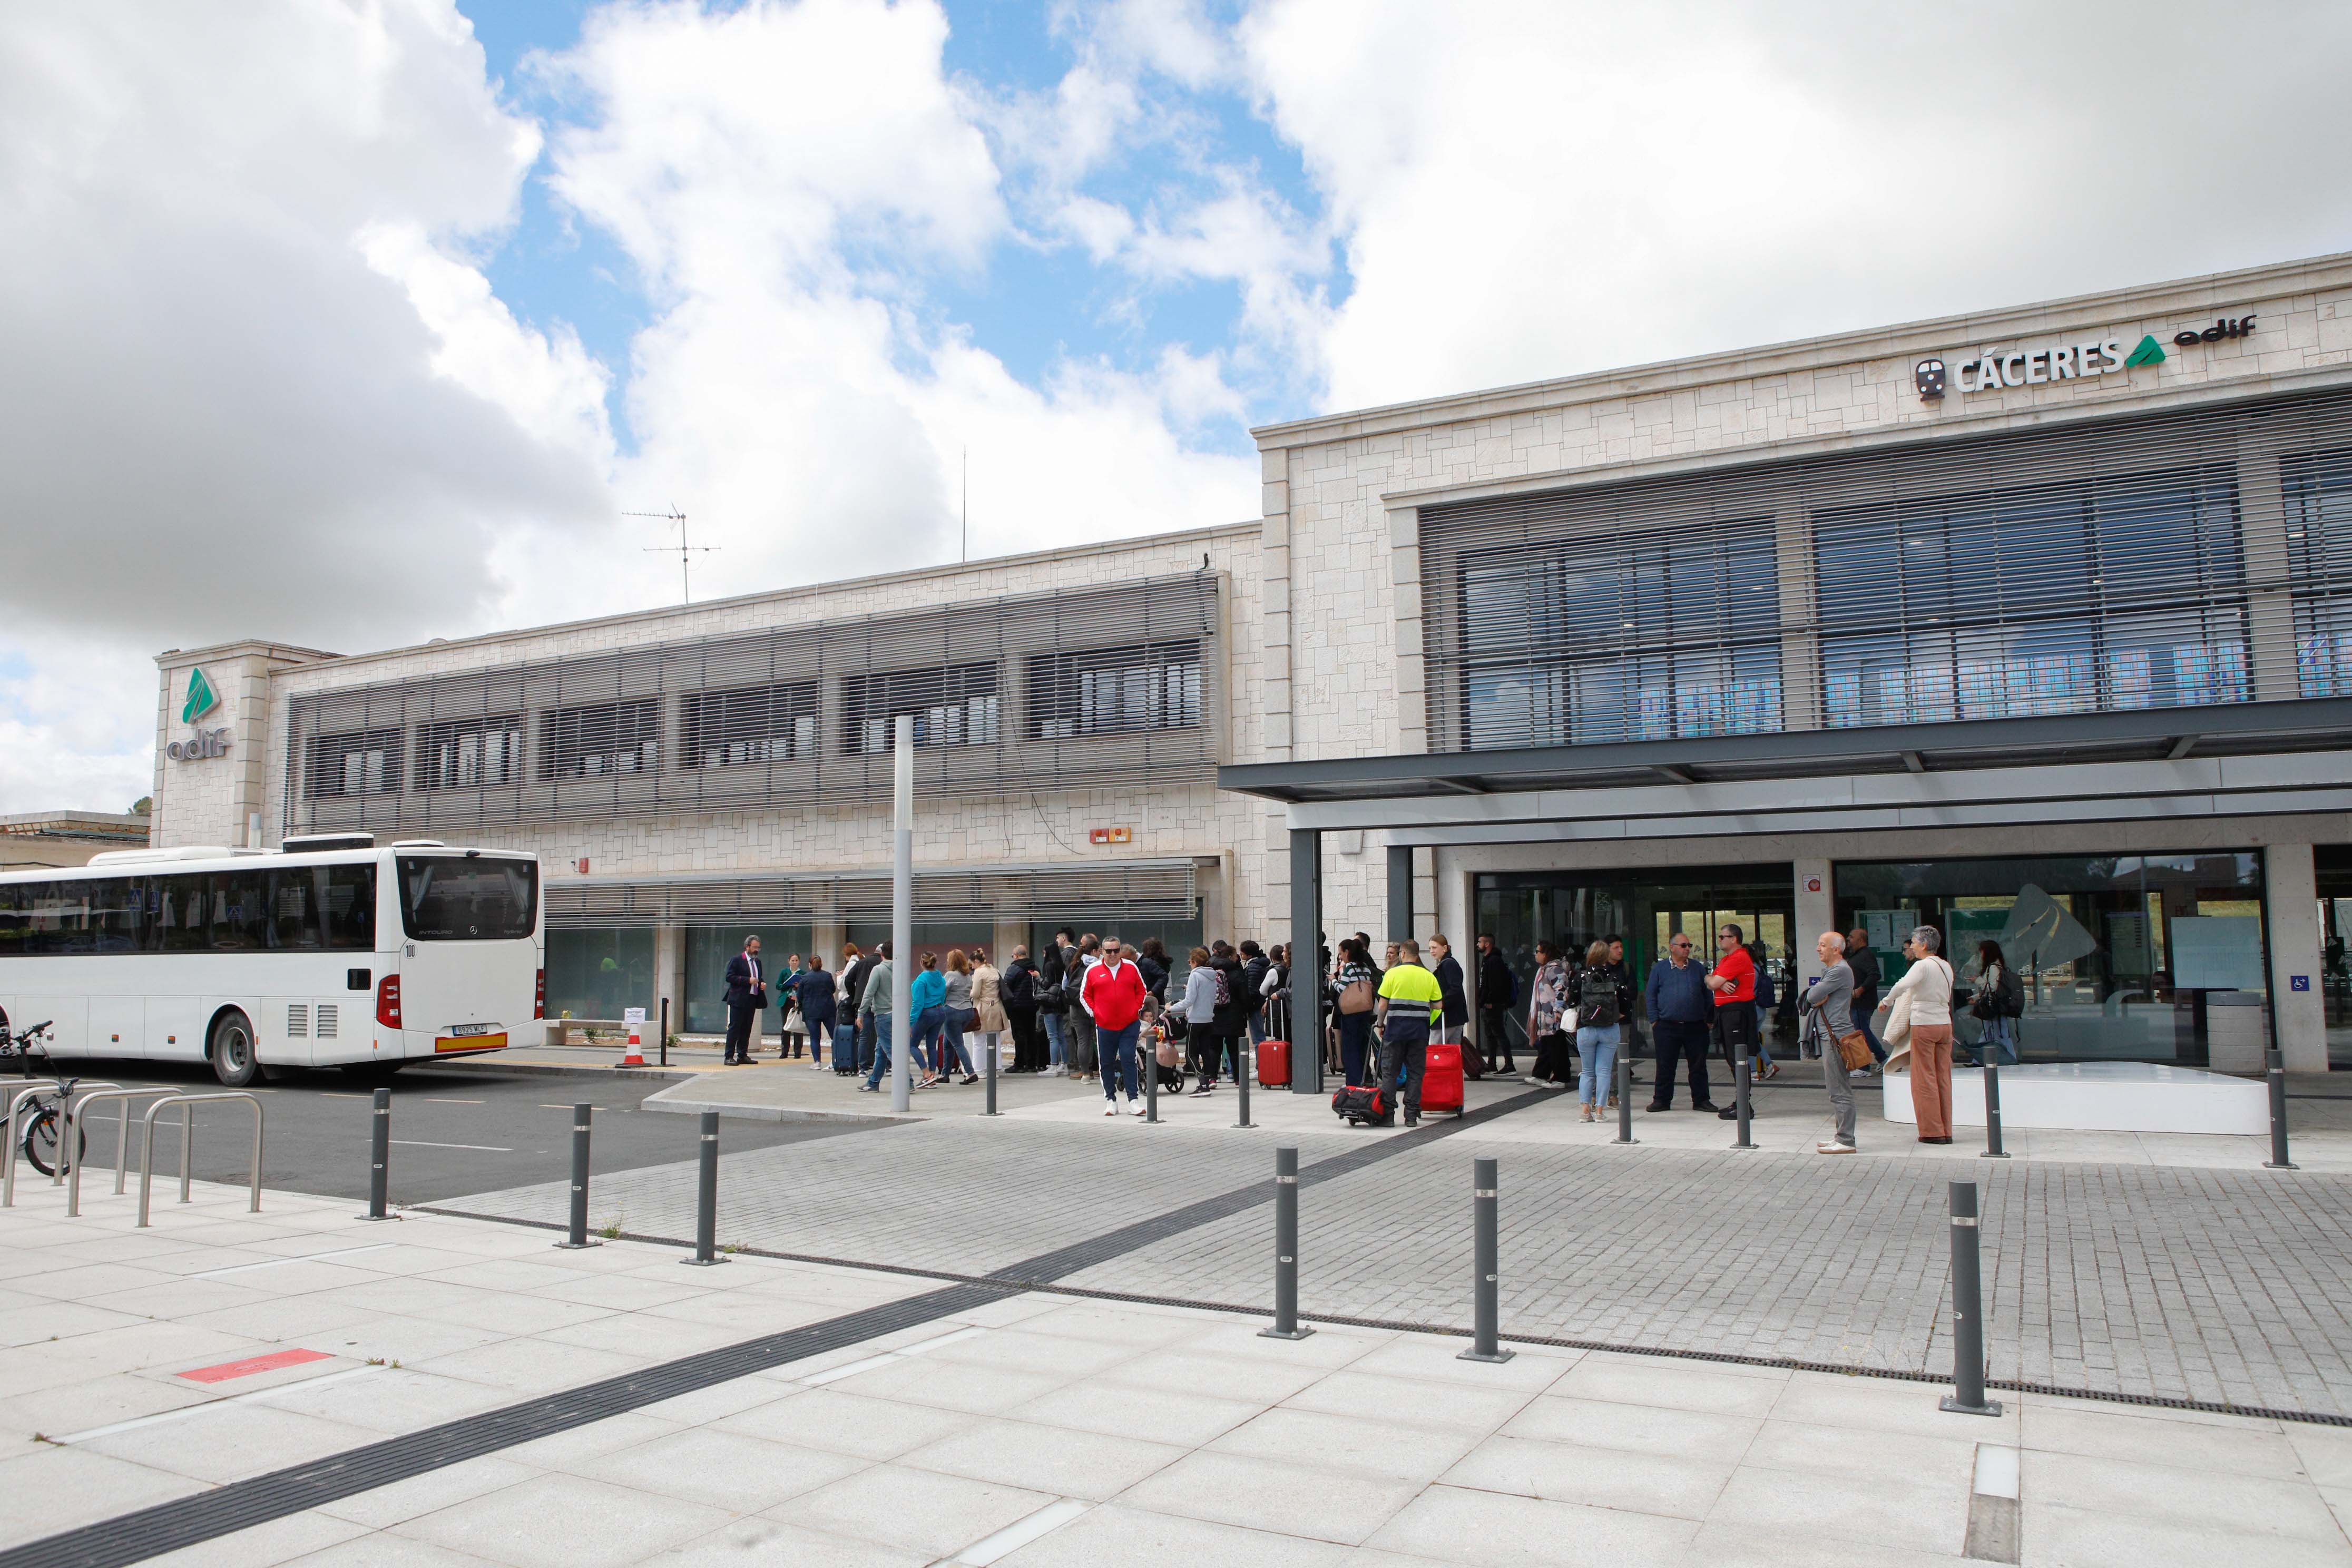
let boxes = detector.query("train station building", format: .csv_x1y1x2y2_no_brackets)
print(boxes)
145,250,2352,1071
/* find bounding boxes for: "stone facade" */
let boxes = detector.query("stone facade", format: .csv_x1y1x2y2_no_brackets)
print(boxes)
143,252,2352,1032
150,642,338,851
149,526,1267,945
1251,251,2352,951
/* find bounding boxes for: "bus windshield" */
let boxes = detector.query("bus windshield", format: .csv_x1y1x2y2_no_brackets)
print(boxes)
396,856,537,942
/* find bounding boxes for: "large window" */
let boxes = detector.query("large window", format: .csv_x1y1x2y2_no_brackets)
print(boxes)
1456,525,1782,748
1816,464,2248,728
2286,448,2352,696
540,698,660,780
1028,641,1201,739
1837,852,2267,1068
844,663,999,754
306,728,402,798
416,715,525,790
681,682,818,768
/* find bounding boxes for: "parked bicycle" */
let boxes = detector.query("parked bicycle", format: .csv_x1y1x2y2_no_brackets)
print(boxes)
1,1018,84,1178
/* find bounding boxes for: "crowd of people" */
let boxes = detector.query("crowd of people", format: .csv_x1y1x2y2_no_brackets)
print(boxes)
713,918,2001,1149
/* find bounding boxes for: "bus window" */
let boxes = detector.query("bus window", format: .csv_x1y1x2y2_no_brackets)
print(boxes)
397,857,536,941
324,865,375,950
269,868,323,950
0,879,31,955
92,877,143,953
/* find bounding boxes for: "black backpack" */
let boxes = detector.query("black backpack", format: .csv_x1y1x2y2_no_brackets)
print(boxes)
1995,964,2024,1018
1576,968,1620,1030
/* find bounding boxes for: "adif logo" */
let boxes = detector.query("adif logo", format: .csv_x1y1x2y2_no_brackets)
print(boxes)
181,667,219,723
2122,334,2168,368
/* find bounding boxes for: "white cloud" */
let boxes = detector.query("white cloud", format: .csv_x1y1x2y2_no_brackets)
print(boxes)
527,0,1257,613
0,0,618,809
1239,0,2352,411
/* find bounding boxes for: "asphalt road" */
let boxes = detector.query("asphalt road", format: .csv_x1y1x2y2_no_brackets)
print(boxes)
14,1059,870,1205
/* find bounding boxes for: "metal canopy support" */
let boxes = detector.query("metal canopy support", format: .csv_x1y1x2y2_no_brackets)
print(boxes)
1387,844,1414,944
1290,828,1323,1095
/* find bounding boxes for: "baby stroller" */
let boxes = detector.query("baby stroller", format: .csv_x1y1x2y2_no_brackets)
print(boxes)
1143,999,1189,1095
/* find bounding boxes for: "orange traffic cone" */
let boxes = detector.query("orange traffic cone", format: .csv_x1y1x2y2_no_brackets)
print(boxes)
620,1024,644,1069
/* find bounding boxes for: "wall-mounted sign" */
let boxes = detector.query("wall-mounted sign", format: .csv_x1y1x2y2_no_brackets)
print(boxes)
1088,826,1132,845
1922,311,2259,401
1939,335,2162,396
2292,974,2311,992
166,727,231,763
1804,876,1822,894
2174,313,2256,347
181,667,219,723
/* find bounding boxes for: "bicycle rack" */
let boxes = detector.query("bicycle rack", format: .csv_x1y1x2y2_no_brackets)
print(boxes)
66,1088,185,1217
138,1092,263,1227
3,1080,120,1207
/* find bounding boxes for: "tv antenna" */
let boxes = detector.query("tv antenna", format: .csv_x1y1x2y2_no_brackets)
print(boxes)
626,507,716,604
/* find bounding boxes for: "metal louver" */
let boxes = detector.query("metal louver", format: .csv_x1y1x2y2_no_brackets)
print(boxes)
283,572,1224,836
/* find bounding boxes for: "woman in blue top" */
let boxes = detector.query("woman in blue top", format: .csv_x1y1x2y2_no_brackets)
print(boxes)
910,953,948,1087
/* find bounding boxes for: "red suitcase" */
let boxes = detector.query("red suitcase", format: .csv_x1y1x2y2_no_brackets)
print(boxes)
1257,1038,1292,1087
1422,1040,1465,1116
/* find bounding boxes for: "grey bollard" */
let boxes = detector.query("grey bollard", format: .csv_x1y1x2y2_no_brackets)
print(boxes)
1459,1155,1514,1363
984,1027,999,1116
1259,1145,1312,1340
682,1110,727,1266
2266,1048,2298,1170
1234,1035,1255,1129
1730,1045,1756,1150
1982,1056,2010,1159
1614,1051,1637,1144
555,1103,598,1249
659,997,670,1068
360,1087,391,1221
1145,1037,1159,1123
1939,1180,2001,1415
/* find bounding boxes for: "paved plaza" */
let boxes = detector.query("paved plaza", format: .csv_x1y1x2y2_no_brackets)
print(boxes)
431,1069,2352,1419
8,1156,2352,1567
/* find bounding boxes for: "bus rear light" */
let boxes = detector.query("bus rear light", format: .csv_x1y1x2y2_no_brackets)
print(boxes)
534,968,546,1020
376,975,402,1030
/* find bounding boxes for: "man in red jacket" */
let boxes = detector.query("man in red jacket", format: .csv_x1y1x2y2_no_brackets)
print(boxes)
1707,922,1758,1120
1082,936,1149,1118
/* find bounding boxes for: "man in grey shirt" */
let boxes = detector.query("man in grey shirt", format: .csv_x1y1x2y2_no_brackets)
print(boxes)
1805,930,1858,1153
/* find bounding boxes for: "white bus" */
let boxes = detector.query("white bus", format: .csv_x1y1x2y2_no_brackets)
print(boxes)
0,835,542,1086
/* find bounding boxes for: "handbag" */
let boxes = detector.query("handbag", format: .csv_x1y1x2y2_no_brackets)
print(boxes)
1339,978,1375,1015
1835,1028,1873,1072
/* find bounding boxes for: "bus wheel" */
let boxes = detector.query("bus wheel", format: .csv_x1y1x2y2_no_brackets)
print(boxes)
211,1011,260,1088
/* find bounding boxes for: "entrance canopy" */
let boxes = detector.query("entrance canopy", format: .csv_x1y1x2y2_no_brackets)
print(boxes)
1218,696,2352,844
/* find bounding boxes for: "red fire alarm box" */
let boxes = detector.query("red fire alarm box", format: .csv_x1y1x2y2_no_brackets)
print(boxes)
576,857,591,875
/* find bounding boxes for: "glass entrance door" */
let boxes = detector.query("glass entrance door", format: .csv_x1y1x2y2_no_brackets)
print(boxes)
1474,864,1799,1045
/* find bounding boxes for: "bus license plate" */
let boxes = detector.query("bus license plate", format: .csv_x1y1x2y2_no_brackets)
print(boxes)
435,1032,506,1053
448,1023,496,1036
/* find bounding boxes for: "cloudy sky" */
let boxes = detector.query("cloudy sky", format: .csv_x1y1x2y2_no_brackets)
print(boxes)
4,0,2349,813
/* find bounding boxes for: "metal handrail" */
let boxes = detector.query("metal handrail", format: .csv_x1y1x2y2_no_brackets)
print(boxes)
1,1081,61,1208
138,1093,263,1227
3,1080,120,1205
66,1089,185,1217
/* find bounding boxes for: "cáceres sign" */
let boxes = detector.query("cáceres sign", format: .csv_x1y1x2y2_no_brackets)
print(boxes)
1916,310,2259,400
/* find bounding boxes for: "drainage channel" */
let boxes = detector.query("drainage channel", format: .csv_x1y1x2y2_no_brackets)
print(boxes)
0,1089,1549,1568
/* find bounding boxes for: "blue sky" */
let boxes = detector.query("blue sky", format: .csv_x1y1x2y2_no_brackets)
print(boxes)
462,0,1334,458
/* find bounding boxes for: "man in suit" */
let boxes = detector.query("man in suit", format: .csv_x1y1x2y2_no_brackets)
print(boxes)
723,935,766,1065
